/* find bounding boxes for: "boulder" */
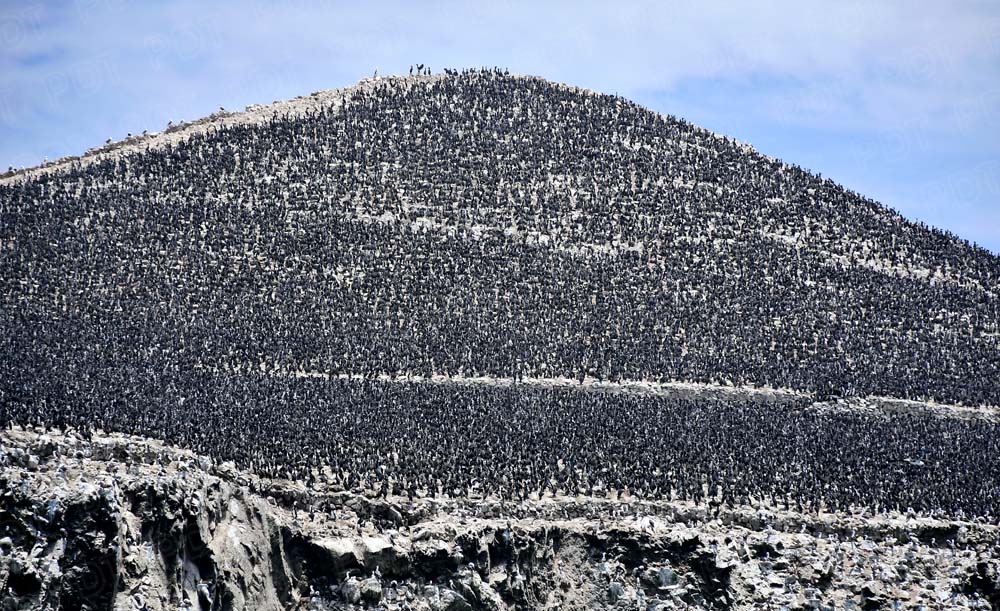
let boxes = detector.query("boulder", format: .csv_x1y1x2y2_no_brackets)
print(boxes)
314,537,360,571
438,588,472,611
340,577,362,604
658,566,679,588
608,581,625,602
360,577,383,603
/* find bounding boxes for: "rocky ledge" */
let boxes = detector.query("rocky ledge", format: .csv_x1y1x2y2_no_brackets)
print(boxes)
1,427,998,610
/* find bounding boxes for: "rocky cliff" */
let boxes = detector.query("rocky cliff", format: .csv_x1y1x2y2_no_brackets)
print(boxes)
2,427,998,610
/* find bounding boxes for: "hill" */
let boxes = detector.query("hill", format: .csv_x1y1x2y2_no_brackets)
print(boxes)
2,69,999,518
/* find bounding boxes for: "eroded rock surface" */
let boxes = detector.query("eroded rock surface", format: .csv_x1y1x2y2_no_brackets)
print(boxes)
1,427,998,610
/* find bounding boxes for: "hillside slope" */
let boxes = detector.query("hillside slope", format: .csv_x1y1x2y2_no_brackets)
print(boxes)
3,70,998,407
2,70,1000,519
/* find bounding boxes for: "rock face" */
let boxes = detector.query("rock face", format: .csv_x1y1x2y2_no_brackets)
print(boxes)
2,428,999,610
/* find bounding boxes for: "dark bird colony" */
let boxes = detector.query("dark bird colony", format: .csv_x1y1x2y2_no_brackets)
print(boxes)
3,68,999,518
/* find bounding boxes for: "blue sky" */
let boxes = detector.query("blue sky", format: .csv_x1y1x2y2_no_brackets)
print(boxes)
2,1,998,252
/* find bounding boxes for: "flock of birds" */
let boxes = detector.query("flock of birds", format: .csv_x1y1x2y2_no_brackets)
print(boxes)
2,68,999,517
